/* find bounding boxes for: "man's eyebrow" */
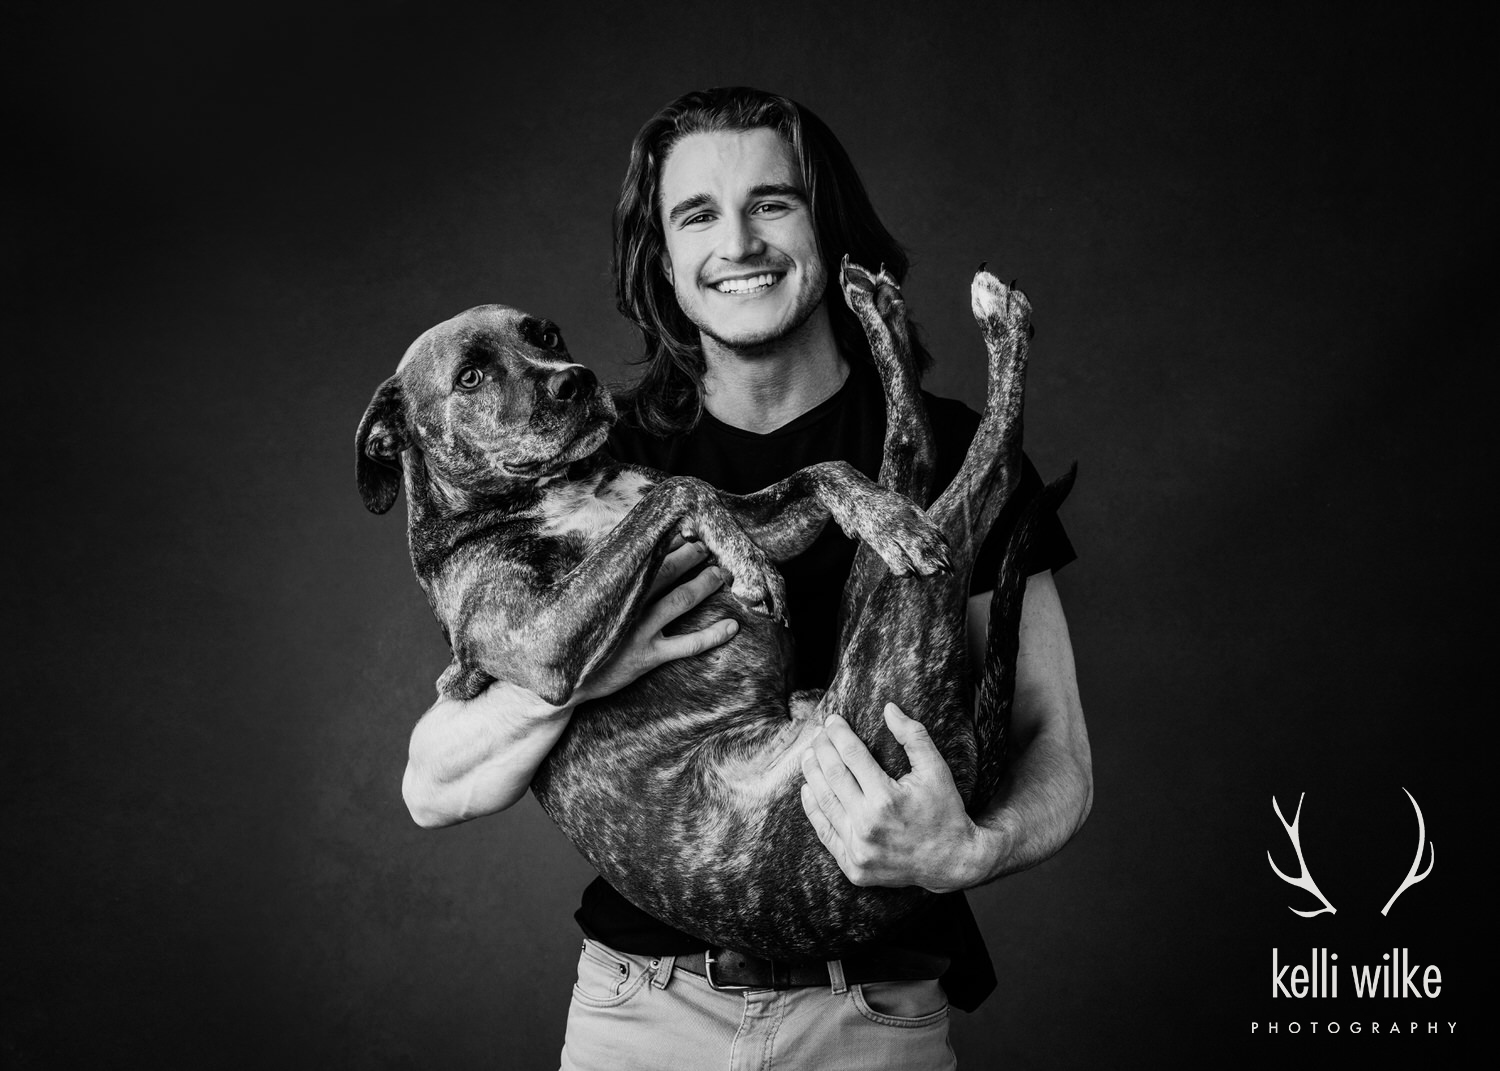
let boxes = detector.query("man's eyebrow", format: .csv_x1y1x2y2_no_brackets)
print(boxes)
747,182,805,202
665,183,807,226
666,193,714,226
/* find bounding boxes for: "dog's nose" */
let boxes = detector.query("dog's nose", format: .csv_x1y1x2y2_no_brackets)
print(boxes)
545,366,596,401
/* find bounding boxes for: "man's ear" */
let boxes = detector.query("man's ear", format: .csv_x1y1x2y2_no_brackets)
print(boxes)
355,376,409,514
660,249,674,284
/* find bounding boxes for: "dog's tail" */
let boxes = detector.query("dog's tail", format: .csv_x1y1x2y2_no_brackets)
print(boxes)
970,463,1077,812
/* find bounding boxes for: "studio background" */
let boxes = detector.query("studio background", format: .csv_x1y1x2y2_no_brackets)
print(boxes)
8,2,1491,1067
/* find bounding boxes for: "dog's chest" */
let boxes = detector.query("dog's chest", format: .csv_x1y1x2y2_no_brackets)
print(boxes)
535,469,652,544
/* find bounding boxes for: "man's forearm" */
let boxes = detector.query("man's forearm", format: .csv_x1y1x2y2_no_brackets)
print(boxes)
964,716,1093,885
402,545,737,830
958,570,1093,887
403,681,574,828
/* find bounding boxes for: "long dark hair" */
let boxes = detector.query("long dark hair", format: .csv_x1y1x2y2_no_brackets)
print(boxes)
612,86,932,436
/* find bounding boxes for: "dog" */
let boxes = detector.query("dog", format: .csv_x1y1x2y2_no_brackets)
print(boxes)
357,260,1071,957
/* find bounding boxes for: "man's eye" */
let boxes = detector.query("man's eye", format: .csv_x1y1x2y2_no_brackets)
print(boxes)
753,202,789,215
456,367,483,390
682,212,712,226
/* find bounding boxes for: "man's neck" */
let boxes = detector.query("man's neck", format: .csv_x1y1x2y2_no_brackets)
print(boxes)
700,304,849,434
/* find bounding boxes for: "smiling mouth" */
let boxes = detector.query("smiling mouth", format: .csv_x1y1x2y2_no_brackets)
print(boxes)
711,272,783,295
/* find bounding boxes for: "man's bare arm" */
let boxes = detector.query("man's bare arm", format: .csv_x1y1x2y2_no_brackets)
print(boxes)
799,572,1093,892
961,571,1092,884
402,542,737,828
402,681,575,829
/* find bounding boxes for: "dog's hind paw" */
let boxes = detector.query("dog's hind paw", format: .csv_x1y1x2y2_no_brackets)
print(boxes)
840,256,878,300
840,256,904,318
971,268,1032,337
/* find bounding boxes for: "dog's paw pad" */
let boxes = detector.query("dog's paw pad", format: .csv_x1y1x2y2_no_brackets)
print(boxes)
873,276,905,319
841,256,877,296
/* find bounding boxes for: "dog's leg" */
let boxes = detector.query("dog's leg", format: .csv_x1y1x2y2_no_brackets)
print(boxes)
719,460,949,576
448,476,785,705
816,270,1037,800
925,271,1032,561
835,261,939,652
838,258,934,506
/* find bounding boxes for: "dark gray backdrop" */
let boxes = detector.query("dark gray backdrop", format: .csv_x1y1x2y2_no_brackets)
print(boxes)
8,2,1491,1067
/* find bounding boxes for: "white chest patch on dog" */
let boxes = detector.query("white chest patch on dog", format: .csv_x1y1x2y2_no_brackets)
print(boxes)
537,470,651,542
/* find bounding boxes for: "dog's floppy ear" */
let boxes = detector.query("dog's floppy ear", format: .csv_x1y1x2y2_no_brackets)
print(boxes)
356,376,409,514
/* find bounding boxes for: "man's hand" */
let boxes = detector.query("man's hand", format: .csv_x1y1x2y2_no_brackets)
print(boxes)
797,574,1092,892
799,705,990,895
404,537,738,827
573,538,739,703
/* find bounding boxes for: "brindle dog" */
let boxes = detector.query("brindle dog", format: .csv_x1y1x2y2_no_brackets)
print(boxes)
357,260,1071,956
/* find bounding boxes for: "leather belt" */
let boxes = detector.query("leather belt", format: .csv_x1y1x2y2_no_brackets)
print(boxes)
675,948,950,991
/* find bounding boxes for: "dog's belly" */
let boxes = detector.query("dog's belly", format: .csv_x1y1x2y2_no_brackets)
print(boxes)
529,592,929,955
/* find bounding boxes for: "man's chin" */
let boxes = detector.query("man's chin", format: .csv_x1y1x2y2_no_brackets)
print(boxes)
695,291,827,356
698,312,810,356
702,326,785,354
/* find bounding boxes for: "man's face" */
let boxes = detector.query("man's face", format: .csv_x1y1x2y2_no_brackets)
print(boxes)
656,127,828,353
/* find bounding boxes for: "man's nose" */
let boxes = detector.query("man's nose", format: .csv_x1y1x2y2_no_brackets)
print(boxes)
721,214,767,260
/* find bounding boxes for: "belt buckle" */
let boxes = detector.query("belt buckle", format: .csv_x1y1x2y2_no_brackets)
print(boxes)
703,950,754,991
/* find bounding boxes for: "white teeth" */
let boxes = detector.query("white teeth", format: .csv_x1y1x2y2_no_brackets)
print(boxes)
713,273,779,294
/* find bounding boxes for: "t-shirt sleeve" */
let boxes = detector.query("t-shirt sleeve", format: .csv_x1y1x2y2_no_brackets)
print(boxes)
971,453,1077,592
923,395,1077,595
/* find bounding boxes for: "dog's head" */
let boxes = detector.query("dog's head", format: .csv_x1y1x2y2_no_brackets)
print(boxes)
356,305,617,514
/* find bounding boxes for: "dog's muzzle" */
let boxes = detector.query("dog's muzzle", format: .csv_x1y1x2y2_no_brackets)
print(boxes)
545,366,596,402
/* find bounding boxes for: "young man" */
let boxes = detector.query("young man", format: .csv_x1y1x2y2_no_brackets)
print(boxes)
402,88,1092,1068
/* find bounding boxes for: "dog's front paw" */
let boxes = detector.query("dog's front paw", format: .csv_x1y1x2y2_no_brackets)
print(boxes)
727,564,788,624
971,268,1032,340
865,504,952,578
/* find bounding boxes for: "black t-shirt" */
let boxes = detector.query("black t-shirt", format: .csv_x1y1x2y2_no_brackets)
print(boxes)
578,359,1075,1011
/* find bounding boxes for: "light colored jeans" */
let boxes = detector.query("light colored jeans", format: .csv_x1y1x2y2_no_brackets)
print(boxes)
559,938,958,1071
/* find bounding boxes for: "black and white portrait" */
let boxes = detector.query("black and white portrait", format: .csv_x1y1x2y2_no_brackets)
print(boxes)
9,3,1487,1067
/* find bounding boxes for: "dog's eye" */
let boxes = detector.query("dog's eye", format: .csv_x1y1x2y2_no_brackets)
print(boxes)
540,327,561,349
455,367,484,391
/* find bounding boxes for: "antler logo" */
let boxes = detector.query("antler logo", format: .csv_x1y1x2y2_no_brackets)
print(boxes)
1380,788,1436,917
1267,792,1337,917
1268,789,1435,917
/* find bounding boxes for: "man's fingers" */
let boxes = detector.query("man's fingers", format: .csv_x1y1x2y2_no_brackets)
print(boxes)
640,564,724,633
822,714,894,794
647,539,709,599
800,782,848,866
577,558,734,702
800,745,851,829
883,702,945,775
807,728,866,810
648,617,739,665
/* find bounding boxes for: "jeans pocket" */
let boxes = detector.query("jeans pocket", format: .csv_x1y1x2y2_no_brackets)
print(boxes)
572,939,649,1008
851,979,950,1027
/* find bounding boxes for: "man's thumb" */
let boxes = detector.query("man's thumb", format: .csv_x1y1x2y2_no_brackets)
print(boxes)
884,703,941,771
